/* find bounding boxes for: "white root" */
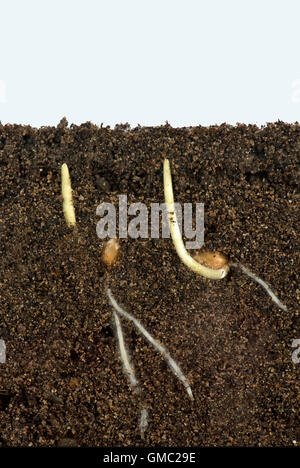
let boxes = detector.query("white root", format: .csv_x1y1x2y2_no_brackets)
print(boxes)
112,310,140,392
139,406,149,439
112,310,149,438
231,262,288,312
107,288,194,401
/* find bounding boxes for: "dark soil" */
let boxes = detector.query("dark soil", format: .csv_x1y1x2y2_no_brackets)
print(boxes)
0,119,299,447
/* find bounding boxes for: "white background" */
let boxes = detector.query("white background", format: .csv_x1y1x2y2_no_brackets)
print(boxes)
1,0,300,128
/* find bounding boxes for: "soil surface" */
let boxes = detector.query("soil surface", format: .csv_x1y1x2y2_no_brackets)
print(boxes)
0,119,299,447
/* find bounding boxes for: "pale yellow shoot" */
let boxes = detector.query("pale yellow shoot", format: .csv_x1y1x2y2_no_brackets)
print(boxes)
61,163,76,228
163,159,229,280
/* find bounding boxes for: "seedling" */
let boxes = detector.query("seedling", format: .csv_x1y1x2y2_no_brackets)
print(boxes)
164,159,229,279
164,158,288,312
